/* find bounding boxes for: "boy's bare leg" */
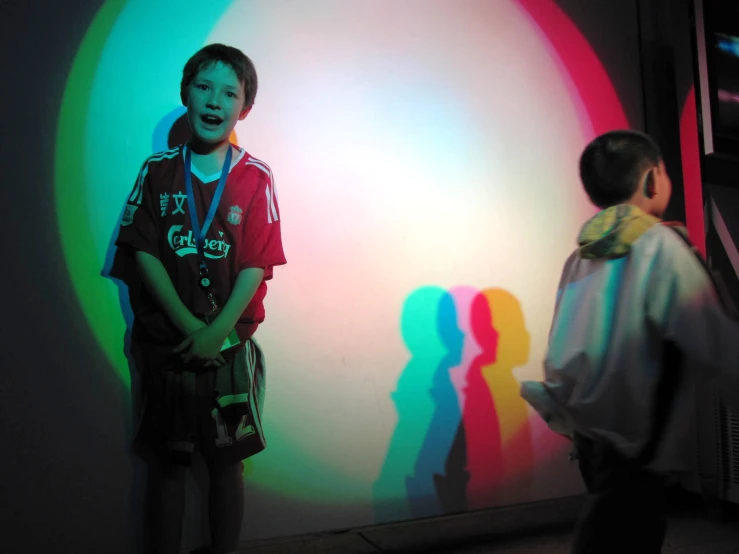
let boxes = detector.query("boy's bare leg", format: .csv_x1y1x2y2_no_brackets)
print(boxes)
147,461,187,554
208,460,245,554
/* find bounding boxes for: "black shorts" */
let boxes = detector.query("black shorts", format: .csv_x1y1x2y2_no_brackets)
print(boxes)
131,338,266,467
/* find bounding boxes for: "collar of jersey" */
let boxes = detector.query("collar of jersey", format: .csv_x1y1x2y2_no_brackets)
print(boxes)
182,145,246,184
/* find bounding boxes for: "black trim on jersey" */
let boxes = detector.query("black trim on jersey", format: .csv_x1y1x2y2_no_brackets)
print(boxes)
126,148,182,206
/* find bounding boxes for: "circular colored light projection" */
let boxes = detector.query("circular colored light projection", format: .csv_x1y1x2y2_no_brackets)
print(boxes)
55,0,627,517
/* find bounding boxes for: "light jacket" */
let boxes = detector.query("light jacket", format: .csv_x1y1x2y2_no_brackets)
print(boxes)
521,204,739,473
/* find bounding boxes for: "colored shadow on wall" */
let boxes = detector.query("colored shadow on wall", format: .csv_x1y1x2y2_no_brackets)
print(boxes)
373,287,463,523
374,286,539,523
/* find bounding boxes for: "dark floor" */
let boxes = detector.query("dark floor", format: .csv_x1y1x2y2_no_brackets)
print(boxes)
238,489,739,554
432,513,739,553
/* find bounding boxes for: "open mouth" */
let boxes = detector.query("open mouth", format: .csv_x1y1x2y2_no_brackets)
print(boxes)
200,114,224,127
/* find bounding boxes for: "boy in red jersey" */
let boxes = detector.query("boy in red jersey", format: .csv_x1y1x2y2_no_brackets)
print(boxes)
111,44,286,554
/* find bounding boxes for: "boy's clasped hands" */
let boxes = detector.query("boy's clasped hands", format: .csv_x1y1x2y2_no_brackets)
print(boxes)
174,316,228,368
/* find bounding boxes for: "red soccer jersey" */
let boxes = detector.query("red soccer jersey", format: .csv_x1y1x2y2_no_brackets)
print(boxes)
111,144,286,347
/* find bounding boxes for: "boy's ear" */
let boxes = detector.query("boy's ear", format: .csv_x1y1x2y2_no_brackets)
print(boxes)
180,87,189,107
644,168,657,199
238,105,253,121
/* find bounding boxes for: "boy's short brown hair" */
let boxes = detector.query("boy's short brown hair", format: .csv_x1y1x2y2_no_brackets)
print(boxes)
180,43,258,109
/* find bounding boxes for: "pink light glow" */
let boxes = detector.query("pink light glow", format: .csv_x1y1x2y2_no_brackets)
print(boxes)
718,89,739,104
680,86,706,258
518,0,631,137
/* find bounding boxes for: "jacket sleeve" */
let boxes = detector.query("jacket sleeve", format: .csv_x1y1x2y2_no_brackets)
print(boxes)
109,159,162,285
520,252,580,437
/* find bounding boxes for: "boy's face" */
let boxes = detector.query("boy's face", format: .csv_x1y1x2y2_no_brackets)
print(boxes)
644,161,672,218
184,61,251,145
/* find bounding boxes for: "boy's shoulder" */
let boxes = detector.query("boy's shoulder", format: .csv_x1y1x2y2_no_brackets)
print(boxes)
140,146,182,170
227,152,277,207
640,222,699,261
135,146,183,186
239,151,274,181
562,221,699,279
136,146,275,195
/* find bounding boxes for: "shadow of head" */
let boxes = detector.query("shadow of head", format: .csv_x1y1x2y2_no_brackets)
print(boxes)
152,106,240,152
401,286,463,361
473,289,530,367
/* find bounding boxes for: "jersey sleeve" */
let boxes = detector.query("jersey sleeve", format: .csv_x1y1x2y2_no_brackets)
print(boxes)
108,160,162,284
238,170,286,278
115,160,162,259
645,230,739,411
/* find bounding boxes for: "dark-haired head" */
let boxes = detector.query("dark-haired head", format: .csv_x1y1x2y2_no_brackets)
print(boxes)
181,43,258,109
579,130,672,217
180,44,257,152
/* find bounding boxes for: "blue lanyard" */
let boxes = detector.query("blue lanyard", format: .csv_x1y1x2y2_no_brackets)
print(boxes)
184,144,232,287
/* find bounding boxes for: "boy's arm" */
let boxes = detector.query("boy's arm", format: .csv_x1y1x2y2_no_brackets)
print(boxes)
114,158,204,338
520,252,583,437
209,267,265,337
521,309,579,438
135,251,205,336
175,267,264,365
175,166,287,364
646,232,739,411
176,166,284,364
520,378,576,438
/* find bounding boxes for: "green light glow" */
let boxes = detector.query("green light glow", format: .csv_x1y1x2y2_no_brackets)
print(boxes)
54,0,129,383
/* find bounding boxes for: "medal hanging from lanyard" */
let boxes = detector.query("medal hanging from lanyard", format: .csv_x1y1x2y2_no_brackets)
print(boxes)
184,144,232,311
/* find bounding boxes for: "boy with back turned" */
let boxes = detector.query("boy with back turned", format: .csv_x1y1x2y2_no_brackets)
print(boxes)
522,130,739,553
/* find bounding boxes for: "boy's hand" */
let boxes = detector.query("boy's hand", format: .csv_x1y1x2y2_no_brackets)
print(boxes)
174,325,228,369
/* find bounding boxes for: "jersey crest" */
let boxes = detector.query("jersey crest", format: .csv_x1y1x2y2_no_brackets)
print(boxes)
227,205,244,226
